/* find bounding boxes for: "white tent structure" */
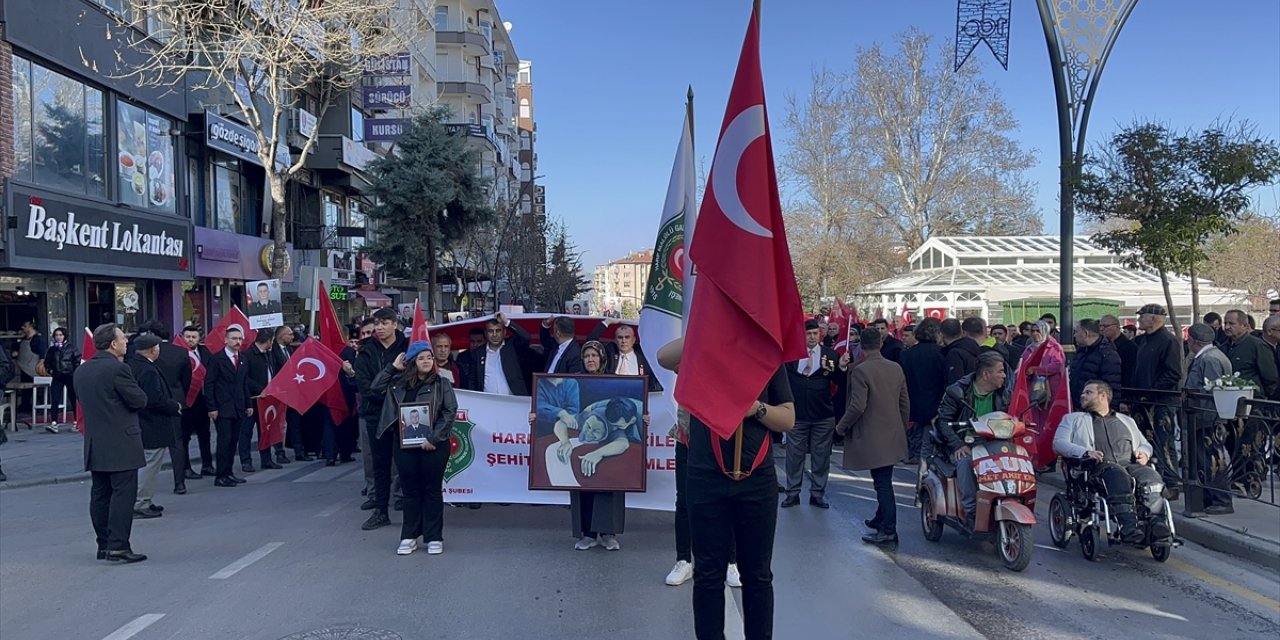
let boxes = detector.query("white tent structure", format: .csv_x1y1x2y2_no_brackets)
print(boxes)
855,236,1252,325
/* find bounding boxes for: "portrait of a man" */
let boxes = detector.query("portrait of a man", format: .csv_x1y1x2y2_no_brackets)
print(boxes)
400,405,430,446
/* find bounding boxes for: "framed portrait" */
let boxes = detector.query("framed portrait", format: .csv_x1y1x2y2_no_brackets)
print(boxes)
399,402,432,448
245,278,284,329
563,299,591,316
529,374,648,493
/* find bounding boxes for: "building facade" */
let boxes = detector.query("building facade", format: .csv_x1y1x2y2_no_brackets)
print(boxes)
592,250,653,319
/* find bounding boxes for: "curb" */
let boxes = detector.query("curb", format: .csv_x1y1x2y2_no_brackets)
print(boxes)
1037,472,1280,571
0,462,178,493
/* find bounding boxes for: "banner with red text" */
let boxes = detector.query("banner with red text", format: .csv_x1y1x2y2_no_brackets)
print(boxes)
444,390,677,511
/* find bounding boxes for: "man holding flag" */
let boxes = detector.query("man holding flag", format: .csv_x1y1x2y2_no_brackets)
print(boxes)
671,4,804,638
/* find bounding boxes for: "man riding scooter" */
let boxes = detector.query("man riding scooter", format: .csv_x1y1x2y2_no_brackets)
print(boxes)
935,353,1011,529
1053,381,1168,544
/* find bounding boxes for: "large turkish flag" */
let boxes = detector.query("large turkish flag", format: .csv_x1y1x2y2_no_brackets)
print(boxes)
204,306,253,355
262,338,345,415
674,5,806,439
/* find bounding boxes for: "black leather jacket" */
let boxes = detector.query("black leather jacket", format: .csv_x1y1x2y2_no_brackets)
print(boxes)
934,373,1012,451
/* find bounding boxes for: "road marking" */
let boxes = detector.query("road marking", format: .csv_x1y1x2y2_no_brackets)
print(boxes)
209,542,284,580
293,464,361,483
1033,544,1063,552
101,614,164,640
1166,557,1280,613
724,585,744,640
315,499,350,518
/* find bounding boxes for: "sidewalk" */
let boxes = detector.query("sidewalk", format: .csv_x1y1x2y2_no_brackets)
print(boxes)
0,427,204,491
1038,471,1280,571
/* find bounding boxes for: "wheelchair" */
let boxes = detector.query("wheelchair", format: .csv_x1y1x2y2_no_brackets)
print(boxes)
1047,457,1180,562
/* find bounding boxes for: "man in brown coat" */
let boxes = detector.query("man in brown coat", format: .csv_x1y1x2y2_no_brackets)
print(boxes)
836,328,910,545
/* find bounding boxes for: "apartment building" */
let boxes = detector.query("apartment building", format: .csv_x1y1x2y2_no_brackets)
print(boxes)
592,250,653,319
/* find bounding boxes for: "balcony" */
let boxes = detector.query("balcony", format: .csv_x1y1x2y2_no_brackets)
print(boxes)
439,80,493,104
445,123,498,154
437,29,491,54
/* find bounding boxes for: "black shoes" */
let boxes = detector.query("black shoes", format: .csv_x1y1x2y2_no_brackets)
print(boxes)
184,470,202,480
362,511,391,530
231,476,247,484
96,550,106,560
780,496,800,508
174,484,187,495
339,455,356,463
360,498,377,511
133,508,161,519
261,459,283,470
275,452,292,465
295,453,314,462
106,550,147,564
393,498,404,511
325,459,337,467
864,519,882,531
809,496,830,509
241,463,256,473
1203,504,1234,515
0,468,7,482
214,477,238,488
862,531,898,545
200,468,216,477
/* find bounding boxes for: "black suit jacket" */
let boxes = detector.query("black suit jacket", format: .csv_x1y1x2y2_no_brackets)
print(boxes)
154,341,193,409
74,352,148,472
244,344,276,398
128,355,182,449
204,349,251,418
462,323,532,395
540,325,584,374
585,321,662,391
785,345,841,421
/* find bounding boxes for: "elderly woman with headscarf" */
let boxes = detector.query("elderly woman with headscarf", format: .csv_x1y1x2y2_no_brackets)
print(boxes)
1010,320,1071,470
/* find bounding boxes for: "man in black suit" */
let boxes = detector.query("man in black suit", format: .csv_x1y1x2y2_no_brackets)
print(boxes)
782,319,842,508
461,313,532,396
179,326,215,479
204,327,253,487
873,318,905,363
127,335,182,518
243,329,285,472
539,315,584,374
248,282,282,316
75,323,149,563
144,322,193,495
585,319,663,391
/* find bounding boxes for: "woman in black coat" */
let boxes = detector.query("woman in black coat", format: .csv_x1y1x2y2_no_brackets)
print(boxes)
42,327,78,425
372,340,458,557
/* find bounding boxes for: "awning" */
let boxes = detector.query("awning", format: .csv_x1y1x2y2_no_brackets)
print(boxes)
354,289,392,307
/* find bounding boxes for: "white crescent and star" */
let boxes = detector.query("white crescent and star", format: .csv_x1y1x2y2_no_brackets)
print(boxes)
295,357,327,384
263,405,279,423
710,104,772,239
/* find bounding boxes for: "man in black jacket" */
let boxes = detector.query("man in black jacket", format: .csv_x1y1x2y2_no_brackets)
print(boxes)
178,326,215,479
75,324,149,563
204,327,253,488
585,319,663,391
353,307,408,530
539,315,585,374
461,313,532,395
935,352,1011,528
271,325,312,462
1130,304,1184,487
941,318,981,386
873,318,904,363
782,320,841,508
900,319,946,462
1069,319,1122,405
145,323,193,495
128,336,182,518
243,329,284,472
1100,315,1137,389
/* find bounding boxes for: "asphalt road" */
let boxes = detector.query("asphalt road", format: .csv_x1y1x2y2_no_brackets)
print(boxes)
1,454,1276,640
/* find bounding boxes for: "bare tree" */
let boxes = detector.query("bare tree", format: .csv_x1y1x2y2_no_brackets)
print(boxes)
115,0,416,277
1201,213,1280,299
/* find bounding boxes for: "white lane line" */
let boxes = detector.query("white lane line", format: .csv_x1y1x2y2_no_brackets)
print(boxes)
314,499,350,518
101,614,165,640
209,542,284,579
724,585,745,640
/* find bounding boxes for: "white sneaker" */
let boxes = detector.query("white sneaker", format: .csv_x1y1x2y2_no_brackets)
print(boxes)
726,563,742,588
396,539,417,555
574,535,599,551
665,560,694,586
426,541,443,555
44,424,58,434
600,534,620,551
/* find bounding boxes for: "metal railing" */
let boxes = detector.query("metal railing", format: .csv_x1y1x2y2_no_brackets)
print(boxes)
1121,387,1278,514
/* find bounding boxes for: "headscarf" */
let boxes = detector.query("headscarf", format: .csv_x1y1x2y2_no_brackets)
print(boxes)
1032,320,1051,346
582,340,606,374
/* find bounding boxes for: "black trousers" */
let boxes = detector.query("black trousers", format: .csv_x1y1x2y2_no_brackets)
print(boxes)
870,466,897,535
688,467,777,640
214,416,241,478
166,421,186,486
90,470,137,552
181,410,213,472
675,443,736,564
394,443,449,541
366,417,397,511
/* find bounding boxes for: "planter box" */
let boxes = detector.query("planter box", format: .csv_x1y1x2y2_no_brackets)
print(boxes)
1211,388,1254,420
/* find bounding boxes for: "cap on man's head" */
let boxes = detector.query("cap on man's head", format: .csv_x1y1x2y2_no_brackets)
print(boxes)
134,335,163,351
1187,323,1215,344
804,319,820,331
1137,303,1167,316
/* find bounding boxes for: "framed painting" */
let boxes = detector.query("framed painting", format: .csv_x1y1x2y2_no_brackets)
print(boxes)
529,374,648,492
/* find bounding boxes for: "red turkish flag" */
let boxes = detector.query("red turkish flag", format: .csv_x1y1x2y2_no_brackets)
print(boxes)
74,328,96,434
204,306,252,355
410,300,431,344
174,335,206,408
674,6,806,439
832,299,851,354
256,396,287,451
261,338,344,415
316,281,348,356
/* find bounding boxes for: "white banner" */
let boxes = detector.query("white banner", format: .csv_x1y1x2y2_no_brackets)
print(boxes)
443,390,677,511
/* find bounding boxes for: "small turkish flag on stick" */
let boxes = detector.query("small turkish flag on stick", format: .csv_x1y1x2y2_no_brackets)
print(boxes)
74,327,96,434
411,300,431,344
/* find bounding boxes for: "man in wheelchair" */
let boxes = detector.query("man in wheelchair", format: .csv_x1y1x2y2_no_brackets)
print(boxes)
933,353,1011,528
1053,380,1168,544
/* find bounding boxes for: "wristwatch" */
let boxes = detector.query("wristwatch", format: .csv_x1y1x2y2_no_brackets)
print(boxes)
754,403,768,420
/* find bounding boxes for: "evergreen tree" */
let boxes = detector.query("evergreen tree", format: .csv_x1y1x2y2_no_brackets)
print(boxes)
541,224,589,311
363,107,495,316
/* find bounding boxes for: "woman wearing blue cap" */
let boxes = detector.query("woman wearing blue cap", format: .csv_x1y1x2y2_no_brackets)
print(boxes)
371,339,458,556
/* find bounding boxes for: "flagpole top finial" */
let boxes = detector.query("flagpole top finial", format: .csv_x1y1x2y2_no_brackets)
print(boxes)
687,85,694,100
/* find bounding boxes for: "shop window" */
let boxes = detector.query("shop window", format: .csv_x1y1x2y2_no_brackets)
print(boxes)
116,100,176,213
10,57,107,198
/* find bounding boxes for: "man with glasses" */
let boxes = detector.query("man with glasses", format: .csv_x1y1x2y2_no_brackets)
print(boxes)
1099,315,1136,389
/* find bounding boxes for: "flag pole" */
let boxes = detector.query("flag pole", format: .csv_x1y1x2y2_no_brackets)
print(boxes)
686,85,695,152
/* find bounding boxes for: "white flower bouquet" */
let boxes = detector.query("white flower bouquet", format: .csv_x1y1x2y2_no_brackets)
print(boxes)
1203,373,1259,392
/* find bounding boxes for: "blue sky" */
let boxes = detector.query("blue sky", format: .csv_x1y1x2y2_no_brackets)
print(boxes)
496,0,1280,272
